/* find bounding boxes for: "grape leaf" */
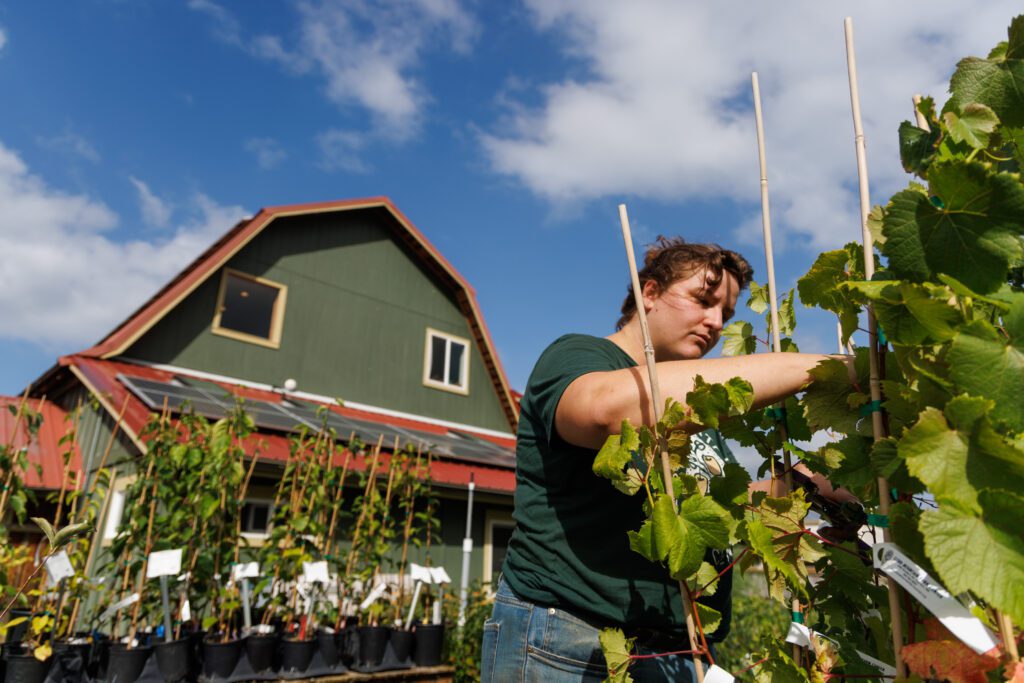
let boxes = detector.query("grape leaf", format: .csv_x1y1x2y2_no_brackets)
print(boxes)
694,602,721,635
708,462,751,509
685,376,754,429
753,639,810,683
598,628,635,683
920,490,1024,624
748,281,770,314
889,501,937,577
948,16,1024,128
691,561,721,597
899,119,941,177
745,494,823,600
902,628,1001,683
651,494,730,581
721,320,756,356
797,246,864,342
881,161,1024,294
801,353,870,436
943,103,1000,149
593,421,644,496
777,288,796,337
948,316,1024,433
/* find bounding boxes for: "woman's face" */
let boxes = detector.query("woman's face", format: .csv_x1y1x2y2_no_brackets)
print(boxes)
644,270,740,361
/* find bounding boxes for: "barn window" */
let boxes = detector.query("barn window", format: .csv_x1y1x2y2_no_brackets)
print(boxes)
423,328,470,394
212,269,288,348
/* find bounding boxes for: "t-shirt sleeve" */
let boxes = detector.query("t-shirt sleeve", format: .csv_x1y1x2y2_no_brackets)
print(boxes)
527,335,624,448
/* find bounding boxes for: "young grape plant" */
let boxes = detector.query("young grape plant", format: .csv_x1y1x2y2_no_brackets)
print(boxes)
596,14,1024,682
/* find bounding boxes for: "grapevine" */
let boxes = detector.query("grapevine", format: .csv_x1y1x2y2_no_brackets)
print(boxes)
596,14,1024,682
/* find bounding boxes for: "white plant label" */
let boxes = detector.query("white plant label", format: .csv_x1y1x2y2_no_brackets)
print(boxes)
429,566,451,585
873,543,999,654
45,550,75,584
409,563,433,583
146,548,183,579
359,582,388,611
100,592,140,620
704,665,735,683
784,621,811,647
302,561,329,584
181,599,191,622
462,538,473,553
231,562,260,581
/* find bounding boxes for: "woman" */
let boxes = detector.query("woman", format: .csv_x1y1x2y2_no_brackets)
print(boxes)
481,238,850,682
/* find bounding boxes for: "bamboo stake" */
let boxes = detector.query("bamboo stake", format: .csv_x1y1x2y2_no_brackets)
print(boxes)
395,448,422,624
618,204,706,683
752,71,805,664
998,612,1020,661
844,17,906,678
127,481,159,645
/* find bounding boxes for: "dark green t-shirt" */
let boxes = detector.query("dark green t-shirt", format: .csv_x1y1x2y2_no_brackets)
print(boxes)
503,334,736,640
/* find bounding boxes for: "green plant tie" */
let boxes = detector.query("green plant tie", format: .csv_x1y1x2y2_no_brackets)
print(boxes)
859,400,883,417
929,195,945,209
792,611,804,624
866,513,889,528
876,325,887,346
764,406,787,422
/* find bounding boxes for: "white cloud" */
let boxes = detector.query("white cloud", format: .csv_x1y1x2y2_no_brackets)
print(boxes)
0,141,247,349
244,137,288,170
36,129,101,163
0,25,7,52
128,176,172,228
189,0,478,140
482,1,1020,250
316,129,370,173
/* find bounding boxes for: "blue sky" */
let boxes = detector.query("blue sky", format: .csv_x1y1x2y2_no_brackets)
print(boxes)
0,1,1017,413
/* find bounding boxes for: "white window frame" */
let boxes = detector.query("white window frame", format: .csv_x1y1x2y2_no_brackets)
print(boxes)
423,328,471,395
240,498,274,546
482,510,515,594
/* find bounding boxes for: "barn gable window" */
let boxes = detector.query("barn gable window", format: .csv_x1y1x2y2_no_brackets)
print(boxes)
423,328,470,394
212,269,288,348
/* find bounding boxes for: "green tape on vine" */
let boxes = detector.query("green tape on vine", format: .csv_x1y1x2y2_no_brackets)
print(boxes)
876,325,887,346
929,195,945,209
764,406,787,421
859,400,883,417
866,513,889,528
792,611,804,624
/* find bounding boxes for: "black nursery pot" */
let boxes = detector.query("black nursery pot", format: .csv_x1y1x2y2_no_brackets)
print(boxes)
201,638,242,680
357,626,389,668
2,652,50,683
105,643,152,683
153,638,191,682
244,633,279,674
389,628,413,663
278,638,316,674
315,630,339,668
413,623,445,667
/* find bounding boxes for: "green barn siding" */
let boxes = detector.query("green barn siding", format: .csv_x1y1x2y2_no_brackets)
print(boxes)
124,210,511,433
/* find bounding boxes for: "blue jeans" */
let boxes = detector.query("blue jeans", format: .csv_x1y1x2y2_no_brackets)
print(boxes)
481,578,714,682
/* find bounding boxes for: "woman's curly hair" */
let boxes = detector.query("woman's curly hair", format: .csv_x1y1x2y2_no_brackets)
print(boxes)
616,236,754,330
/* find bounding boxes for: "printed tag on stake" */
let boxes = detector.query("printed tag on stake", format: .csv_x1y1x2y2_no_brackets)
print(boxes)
231,562,260,581
146,548,183,579
181,599,191,622
704,665,736,683
359,582,389,611
302,561,329,584
873,543,999,654
99,593,140,621
45,550,75,584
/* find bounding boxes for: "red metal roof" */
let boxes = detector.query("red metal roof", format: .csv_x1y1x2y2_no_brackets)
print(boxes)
0,395,82,490
59,355,516,494
73,197,519,429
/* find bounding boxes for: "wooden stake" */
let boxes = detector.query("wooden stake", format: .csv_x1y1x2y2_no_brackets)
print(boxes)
618,204,706,683
998,612,1020,662
844,17,906,678
752,70,805,664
